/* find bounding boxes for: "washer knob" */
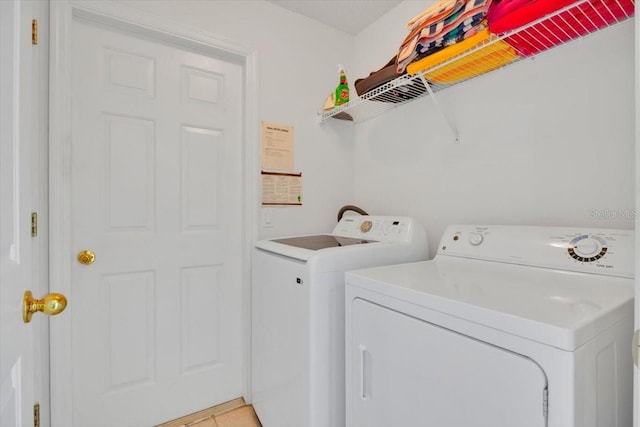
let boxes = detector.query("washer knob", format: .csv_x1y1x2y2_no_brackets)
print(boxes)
468,232,483,246
360,220,373,233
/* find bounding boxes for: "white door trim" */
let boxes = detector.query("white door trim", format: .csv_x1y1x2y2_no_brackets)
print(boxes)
634,4,639,426
49,2,259,425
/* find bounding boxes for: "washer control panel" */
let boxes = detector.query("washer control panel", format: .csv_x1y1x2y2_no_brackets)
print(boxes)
439,225,634,278
468,232,484,246
332,216,419,243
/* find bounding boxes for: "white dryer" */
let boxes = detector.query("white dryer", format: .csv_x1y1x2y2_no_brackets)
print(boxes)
251,215,428,427
345,225,634,427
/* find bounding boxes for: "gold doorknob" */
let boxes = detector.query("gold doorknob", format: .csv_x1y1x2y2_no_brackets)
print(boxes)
78,249,95,265
22,291,67,323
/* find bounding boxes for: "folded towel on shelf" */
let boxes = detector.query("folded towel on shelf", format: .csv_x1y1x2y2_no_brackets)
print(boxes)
397,0,494,73
486,0,575,34
491,0,635,56
354,56,429,103
407,28,518,84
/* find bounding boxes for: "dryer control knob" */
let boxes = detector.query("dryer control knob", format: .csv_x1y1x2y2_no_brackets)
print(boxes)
567,235,608,262
468,232,484,246
574,238,599,256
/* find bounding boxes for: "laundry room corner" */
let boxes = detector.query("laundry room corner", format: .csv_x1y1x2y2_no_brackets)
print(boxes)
8,0,639,426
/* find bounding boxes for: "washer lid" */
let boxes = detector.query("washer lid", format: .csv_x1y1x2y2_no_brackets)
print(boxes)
255,234,380,261
345,257,634,351
271,235,376,250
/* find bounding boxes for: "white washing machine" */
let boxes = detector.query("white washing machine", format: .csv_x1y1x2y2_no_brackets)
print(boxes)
345,225,634,427
251,215,429,427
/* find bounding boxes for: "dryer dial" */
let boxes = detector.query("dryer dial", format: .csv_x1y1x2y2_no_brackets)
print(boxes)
567,235,608,262
575,239,599,255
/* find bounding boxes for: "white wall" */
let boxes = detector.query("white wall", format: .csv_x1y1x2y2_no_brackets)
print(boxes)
351,2,635,257
123,0,357,239
107,0,635,253
353,1,430,78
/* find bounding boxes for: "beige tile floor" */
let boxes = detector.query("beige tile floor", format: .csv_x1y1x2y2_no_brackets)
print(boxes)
157,398,261,427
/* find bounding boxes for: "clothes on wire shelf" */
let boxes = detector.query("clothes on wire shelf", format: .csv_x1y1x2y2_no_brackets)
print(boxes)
349,0,633,102
397,0,494,74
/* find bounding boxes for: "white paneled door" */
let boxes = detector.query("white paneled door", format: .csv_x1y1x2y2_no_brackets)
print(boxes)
0,1,36,427
56,11,245,427
1,0,43,426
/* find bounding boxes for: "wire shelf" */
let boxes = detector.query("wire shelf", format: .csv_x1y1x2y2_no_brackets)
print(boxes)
319,0,634,124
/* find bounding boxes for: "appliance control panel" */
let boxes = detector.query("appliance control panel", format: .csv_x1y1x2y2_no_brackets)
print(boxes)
438,225,634,278
332,216,419,243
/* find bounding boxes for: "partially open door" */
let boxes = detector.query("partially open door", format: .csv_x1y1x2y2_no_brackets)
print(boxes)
1,1,51,425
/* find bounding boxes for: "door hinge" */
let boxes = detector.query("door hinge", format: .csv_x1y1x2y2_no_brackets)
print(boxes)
633,329,640,367
33,402,40,427
32,19,38,45
31,212,37,237
542,388,548,418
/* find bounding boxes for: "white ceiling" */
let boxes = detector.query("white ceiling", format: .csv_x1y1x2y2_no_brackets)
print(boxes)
266,0,403,35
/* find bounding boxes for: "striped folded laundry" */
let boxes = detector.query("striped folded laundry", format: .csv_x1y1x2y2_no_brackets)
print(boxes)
406,0,465,34
397,0,466,73
416,16,486,56
397,0,493,73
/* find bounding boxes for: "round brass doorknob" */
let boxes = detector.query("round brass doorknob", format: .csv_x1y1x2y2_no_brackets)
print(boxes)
23,291,67,323
78,250,96,265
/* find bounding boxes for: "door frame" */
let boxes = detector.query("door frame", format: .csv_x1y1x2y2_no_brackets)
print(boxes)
635,3,639,426
48,2,259,425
